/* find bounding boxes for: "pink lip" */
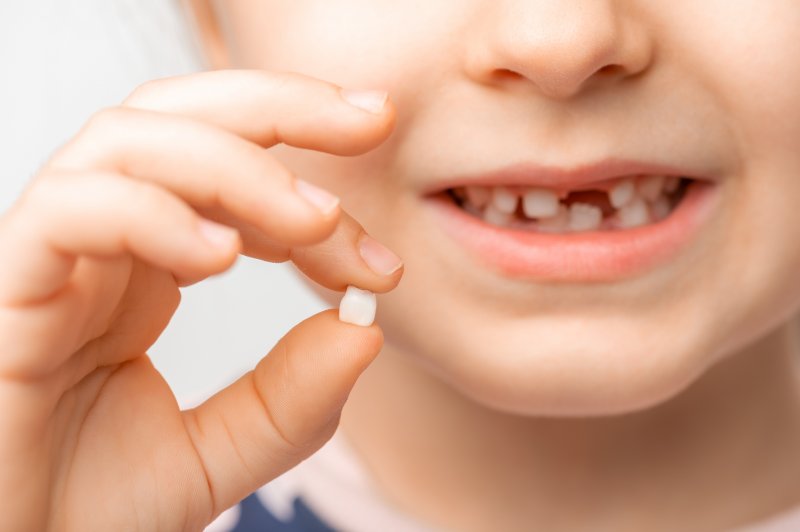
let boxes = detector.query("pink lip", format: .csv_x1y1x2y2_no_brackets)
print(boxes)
424,179,720,283
422,158,717,195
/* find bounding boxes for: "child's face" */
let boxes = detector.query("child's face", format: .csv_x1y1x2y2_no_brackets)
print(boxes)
212,1,800,415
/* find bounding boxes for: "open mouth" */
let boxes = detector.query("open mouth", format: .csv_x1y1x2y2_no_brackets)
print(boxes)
423,168,719,282
442,174,692,234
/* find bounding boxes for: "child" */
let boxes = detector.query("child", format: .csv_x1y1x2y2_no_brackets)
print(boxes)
2,1,800,530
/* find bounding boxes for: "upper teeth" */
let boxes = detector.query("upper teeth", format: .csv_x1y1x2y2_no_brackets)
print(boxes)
491,186,519,214
523,188,560,218
609,179,635,208
638,175,666,201
459,175,684,233
616,197,650,228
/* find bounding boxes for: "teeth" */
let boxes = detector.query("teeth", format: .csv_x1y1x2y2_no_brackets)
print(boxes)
522,188,560,218
616,198,650,228
339,286,377,327
536,204,570,232
483,203,513,226
650,197,671,221
491,186,519,214
638,175,666,202
609,179,636,209
461,175,681,233
568,203,603,232
466,186,491,208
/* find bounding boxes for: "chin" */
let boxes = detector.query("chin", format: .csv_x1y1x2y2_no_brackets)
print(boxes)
384,311,721,418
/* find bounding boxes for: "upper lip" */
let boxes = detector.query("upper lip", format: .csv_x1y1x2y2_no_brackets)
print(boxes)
423,158,713,194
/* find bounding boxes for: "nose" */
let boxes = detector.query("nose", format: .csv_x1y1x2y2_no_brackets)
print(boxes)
464,2,654,99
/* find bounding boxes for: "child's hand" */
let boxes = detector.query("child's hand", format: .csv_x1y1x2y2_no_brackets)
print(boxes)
0,71,401,531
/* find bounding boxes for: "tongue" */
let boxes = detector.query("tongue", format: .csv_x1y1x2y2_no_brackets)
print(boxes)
562,190,615,216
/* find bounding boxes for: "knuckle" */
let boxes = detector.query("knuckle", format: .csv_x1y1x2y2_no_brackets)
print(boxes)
125,78,168,107
252,345,304,449
45,107,131,171
44,106,136,173
83,106,130,134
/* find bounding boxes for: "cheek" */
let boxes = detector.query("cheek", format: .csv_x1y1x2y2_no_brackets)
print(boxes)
718,14,800,353
657,2,800,356
222,1,456,91
662,2,800,151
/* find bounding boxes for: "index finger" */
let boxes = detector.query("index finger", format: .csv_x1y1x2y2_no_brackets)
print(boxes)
124,70,396,155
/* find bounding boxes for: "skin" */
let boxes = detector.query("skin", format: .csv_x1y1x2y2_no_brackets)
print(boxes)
0,1,798,531
193,1,800,530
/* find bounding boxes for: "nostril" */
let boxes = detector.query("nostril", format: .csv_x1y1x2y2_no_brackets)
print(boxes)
493,68,524,83
596,64,626,77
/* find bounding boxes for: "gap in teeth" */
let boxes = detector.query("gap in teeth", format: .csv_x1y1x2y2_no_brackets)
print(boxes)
452,175,689,232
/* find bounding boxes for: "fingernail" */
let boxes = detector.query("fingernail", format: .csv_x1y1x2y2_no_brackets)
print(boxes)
340,88,388,114
197,219,238,249
294,179,340,216
359,234,403,276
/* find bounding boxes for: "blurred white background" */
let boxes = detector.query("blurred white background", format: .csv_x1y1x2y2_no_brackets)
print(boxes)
0,1,327,407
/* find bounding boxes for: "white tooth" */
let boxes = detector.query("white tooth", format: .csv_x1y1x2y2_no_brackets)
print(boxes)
638,175,666,201
664,176,680,194
483,203,512,226
568,203,603,232
491,186,519,214
522,188,559,218
650,197,671,221
466,186,491,208
536,204,570,233
339,286,376,327
617,198,650,228
609,179,636,208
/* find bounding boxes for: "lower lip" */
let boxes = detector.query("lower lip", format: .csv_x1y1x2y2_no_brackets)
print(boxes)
424,181,720,283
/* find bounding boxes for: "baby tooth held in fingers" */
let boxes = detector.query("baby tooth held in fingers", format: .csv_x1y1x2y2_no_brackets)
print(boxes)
568,203,603,232
609,179,636,208
491,187,519,214
638,175,666,202
522,188,559,218
339,286,377,327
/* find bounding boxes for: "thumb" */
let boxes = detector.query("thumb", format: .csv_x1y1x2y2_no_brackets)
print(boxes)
181,309,382,522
